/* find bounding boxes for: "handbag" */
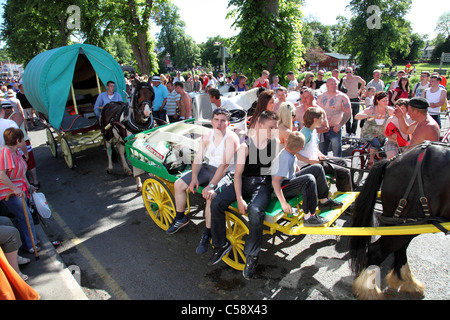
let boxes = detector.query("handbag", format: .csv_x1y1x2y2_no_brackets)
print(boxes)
31,192,51,218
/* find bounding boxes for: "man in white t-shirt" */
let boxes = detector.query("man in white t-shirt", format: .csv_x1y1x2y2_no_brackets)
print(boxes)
286,71,298,92
422,74,447,128
413,71,430,97
208,88,242,111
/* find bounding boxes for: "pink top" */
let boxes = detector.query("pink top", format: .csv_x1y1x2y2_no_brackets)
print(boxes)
0,146,28,200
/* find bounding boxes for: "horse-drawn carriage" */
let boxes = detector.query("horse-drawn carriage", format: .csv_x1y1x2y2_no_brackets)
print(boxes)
125,88,449,299
22,44,127,168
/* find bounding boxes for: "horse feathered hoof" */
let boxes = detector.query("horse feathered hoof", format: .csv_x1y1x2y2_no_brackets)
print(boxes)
353,268,385,300
385,263,425,298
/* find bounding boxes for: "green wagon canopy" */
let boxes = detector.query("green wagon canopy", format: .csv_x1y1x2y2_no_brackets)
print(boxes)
23,43,126,129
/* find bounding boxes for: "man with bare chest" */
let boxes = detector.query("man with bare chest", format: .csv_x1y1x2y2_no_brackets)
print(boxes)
295,88,329,133
342,67,366,137
316,77,352,157
394,96,440,147
174,82,192,120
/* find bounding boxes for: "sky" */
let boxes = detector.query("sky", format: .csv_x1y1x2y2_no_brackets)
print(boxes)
171,0,444,43
0,0,444,46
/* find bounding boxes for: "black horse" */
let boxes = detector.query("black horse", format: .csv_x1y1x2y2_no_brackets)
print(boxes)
349,142,450,299
100,79,154,189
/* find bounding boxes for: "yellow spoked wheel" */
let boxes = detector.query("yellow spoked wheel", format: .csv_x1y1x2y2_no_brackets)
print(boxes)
142,177,176,231
222,210,249,271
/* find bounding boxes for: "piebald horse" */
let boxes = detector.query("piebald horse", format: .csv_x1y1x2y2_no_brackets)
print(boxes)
100,80,154,189
349,142,450,299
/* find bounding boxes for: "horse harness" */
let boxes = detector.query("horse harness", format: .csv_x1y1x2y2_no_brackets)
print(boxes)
379,141,449,234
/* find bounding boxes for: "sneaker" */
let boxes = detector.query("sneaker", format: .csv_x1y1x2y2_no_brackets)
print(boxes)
166,216,189,234
19,271,28,281
243,255,259,280
196,233,211,255
208,241,231,266
350,133,356,138
304,214,329,227
318,198,343,211
27,246,41,254
17,255,31,265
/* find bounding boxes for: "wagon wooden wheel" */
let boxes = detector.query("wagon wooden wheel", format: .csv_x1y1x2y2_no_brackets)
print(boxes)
60,137,73,169
46,127,57,158
222,210,249,271
142,177,176,231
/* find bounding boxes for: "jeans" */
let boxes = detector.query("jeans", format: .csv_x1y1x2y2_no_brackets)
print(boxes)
211,176,272,257
2,196,37,251
153,110,167,123
319,127,343,157
367,136,386,150
281,164,329,214
430,114,441,128
346,98,361,135
94,106,101,119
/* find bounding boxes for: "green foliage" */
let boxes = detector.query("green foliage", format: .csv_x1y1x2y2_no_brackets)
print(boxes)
1,0,76,64
226,0,304,85
338,0,413,80
154,1,201,72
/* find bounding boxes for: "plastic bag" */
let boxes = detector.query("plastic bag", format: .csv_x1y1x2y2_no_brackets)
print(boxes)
32,192,51,218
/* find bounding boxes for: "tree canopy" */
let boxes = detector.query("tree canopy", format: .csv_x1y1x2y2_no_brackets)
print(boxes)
337,0,413,79
226,0,304,84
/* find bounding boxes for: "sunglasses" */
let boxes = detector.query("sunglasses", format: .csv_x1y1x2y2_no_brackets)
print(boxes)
213,108,230,115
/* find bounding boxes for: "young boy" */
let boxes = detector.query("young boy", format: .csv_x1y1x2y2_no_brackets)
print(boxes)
297,107,352,192
272,131,343,227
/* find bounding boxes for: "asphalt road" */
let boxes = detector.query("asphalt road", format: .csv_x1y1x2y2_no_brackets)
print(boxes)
28,123,449,301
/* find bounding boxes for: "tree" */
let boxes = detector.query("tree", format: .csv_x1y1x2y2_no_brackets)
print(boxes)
435,11,450,38
105,35,134,65
338,0,412,80
103,0,162,75
154,1,200,71
305,47,328,65
226,0,304,84
303,18,334,52
199,36,229,70
1,0,77,64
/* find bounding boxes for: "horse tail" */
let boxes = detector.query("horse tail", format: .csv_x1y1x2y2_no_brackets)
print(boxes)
349,159,390,276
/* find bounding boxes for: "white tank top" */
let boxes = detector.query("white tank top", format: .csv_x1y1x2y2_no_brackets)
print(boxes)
206,131,228,168
425,87,444,115
297,128,319,168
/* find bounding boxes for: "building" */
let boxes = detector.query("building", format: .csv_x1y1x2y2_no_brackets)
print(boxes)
306,53,357,71
421,42,435,60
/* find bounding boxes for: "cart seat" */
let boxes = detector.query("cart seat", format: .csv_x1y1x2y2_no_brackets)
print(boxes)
59,111,99,133
229,193,304,224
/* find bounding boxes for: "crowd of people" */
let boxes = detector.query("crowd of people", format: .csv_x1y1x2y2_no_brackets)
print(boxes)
158,66,447,281
0,79,41,285
0,63,447,289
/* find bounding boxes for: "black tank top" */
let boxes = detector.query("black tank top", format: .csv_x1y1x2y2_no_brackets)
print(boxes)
243,137,276,177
